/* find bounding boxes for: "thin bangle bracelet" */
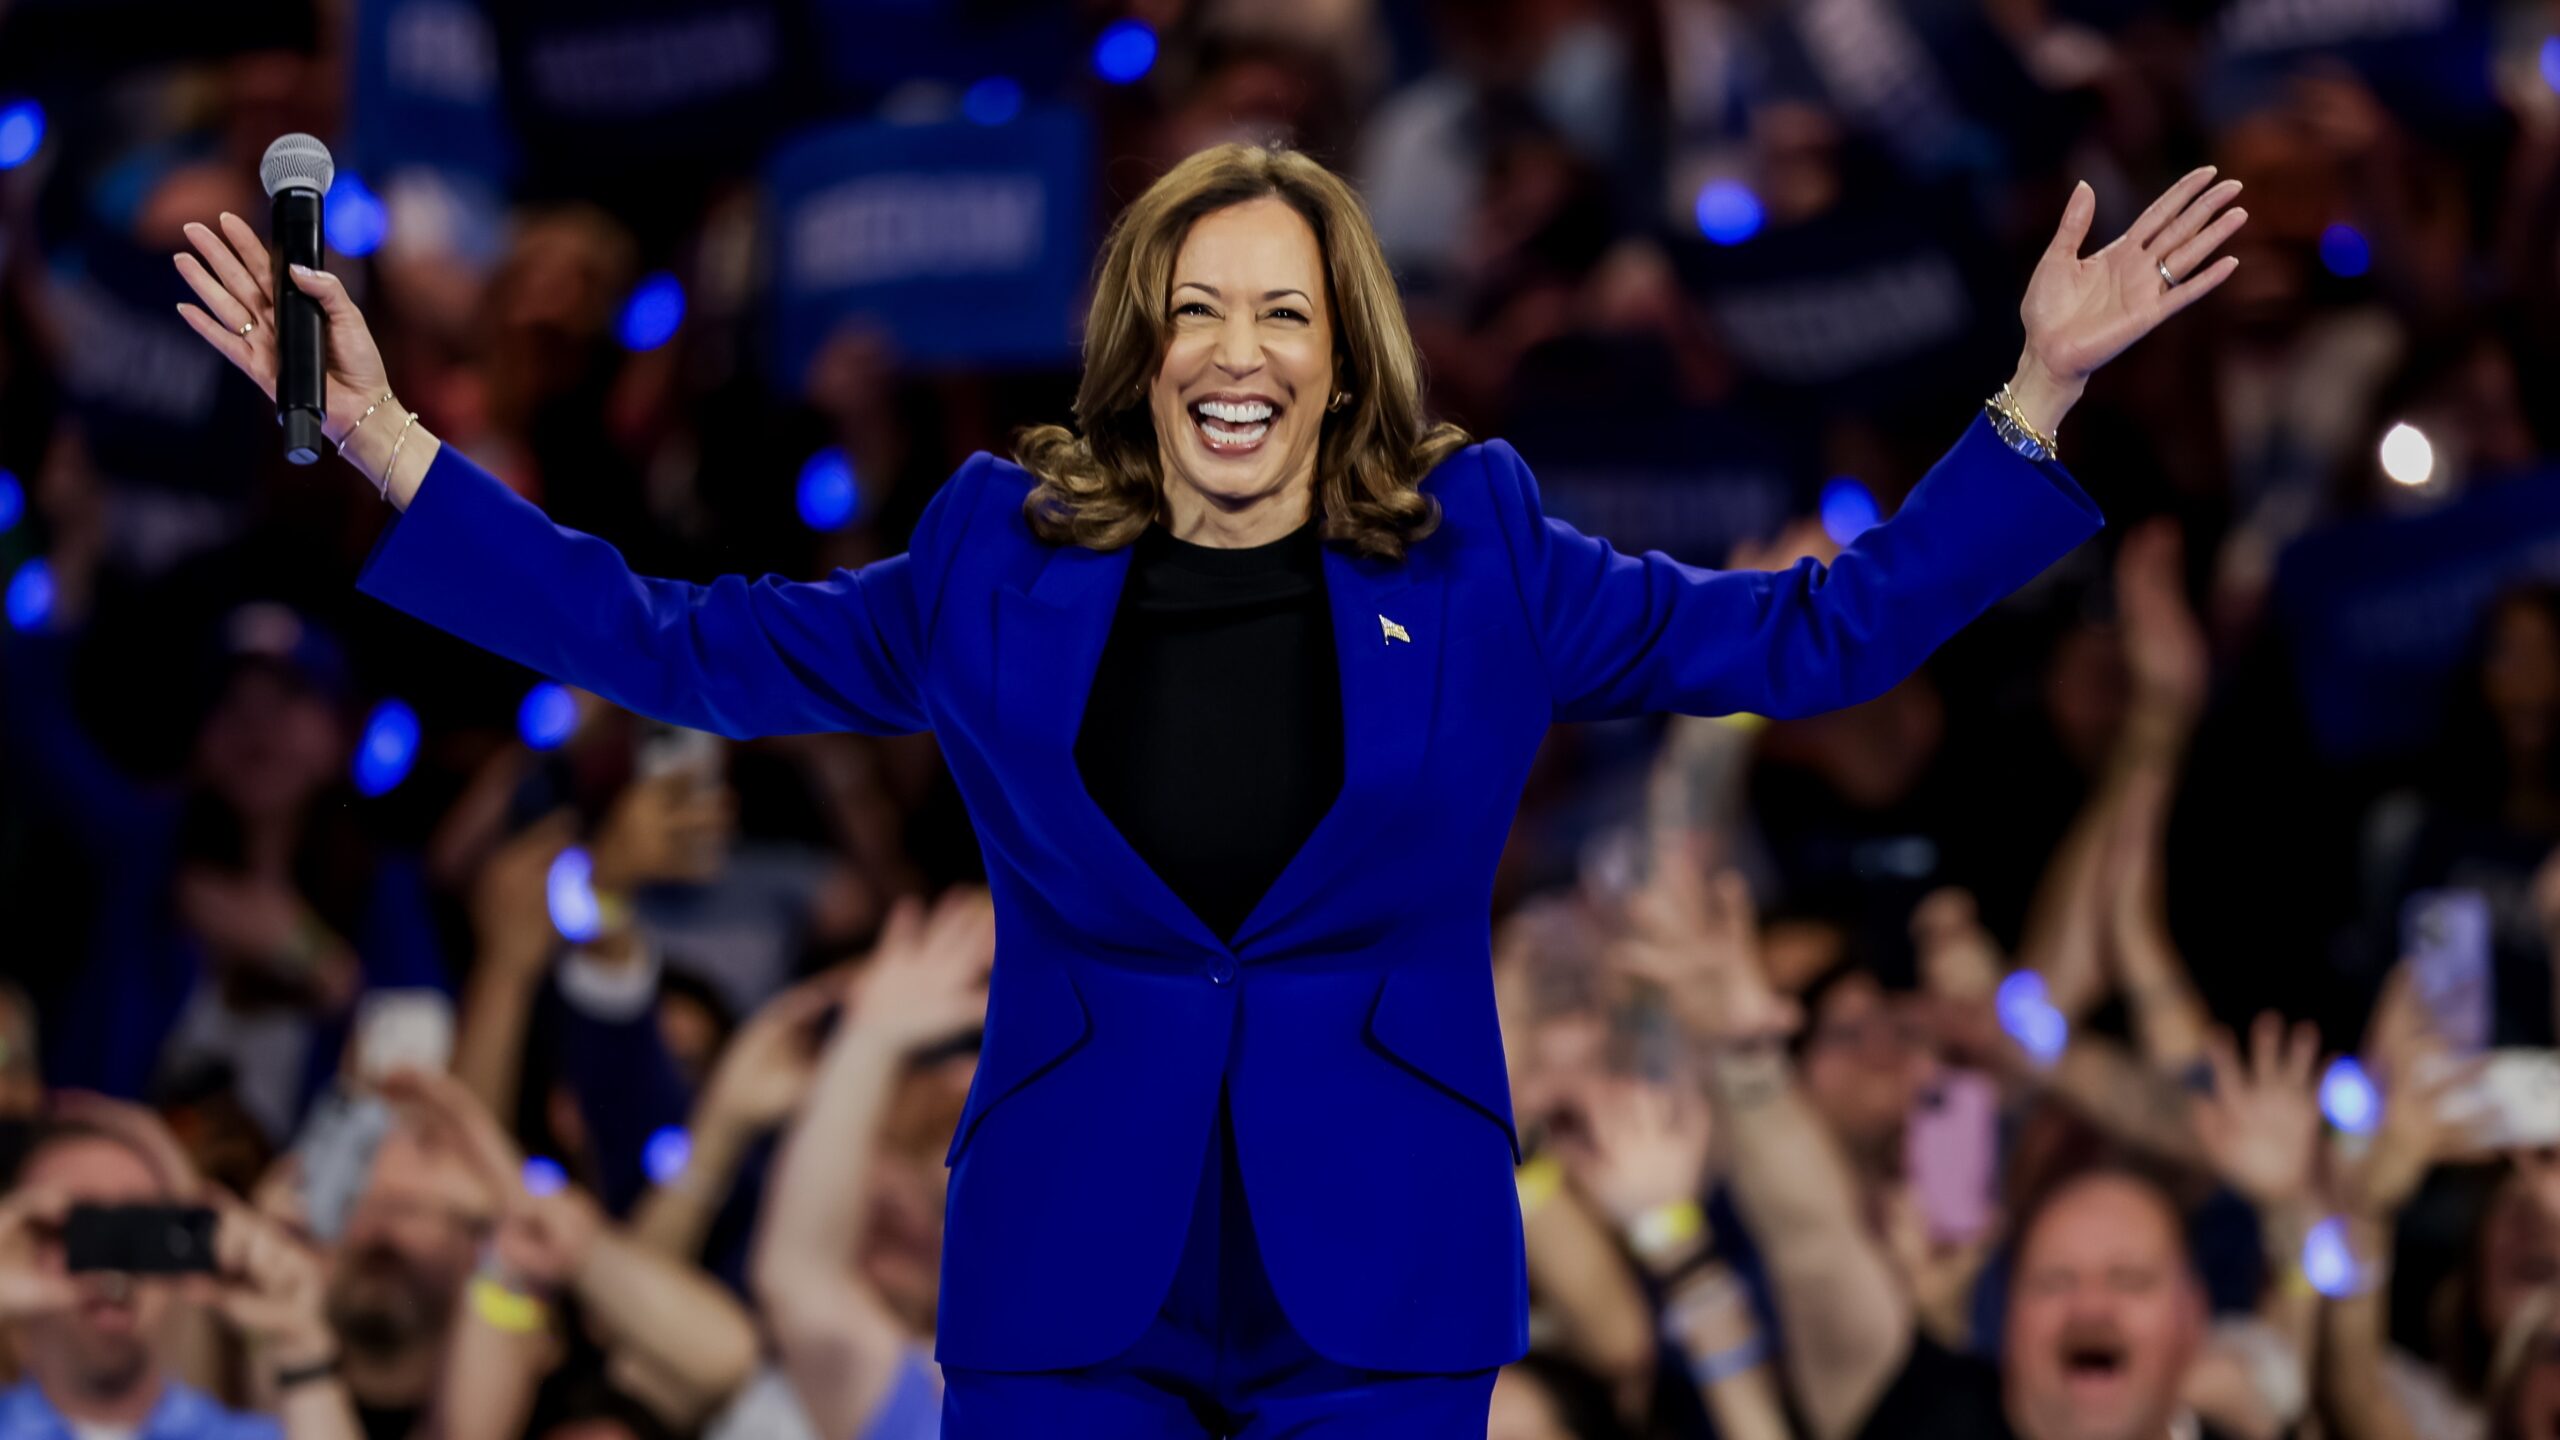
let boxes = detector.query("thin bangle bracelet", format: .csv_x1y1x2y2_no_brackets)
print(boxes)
339,390,396,447
379,410,421,502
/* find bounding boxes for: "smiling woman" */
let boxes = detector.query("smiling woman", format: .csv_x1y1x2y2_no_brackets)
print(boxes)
173,134,2247,1440
1014,145,1469,557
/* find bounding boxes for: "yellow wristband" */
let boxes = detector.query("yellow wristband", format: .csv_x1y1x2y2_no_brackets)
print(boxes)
468,1275,550,1335
1629,1199,1706,1261
1515,1154,1564,1217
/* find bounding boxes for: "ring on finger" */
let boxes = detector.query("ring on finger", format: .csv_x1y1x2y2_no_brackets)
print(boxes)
2156,259,2178,287
237,317,258,337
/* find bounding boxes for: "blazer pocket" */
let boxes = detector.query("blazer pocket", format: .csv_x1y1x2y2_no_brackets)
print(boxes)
1365,966,1524,1164
944,960,1091,1167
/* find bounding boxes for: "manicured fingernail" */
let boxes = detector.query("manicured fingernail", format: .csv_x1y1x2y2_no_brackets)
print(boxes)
289,263,315,276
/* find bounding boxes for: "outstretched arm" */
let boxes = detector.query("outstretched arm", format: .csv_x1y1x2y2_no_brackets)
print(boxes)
1492,171,2247,726
173,215,976,741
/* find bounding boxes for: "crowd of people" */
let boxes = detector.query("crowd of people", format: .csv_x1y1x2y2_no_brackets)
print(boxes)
3,0,2560,1437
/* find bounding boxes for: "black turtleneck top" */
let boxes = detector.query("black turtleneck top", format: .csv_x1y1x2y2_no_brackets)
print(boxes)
1074,516,1345,943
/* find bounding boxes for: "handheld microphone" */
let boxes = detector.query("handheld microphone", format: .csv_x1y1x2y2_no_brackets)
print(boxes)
259,134,334,466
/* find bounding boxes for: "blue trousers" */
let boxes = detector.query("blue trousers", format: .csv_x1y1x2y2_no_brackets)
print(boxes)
939,1081,1500,1438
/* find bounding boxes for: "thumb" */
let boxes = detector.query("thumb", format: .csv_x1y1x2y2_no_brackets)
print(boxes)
287,264,357,321
2045,181,2095,262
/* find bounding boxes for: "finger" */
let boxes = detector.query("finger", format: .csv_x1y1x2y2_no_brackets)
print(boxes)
176,304,259,375
2162,207,2249,285
216,212,275,302
2158,256,2240,320
2044,179,2095,263
2285,1020,2322,1090
173,254,257,335
182,222,270,320
2145,178,2242,260
2204,1026,2245,1103
2247,1011,2284,1083
287,263,359,326
2127,166,2218,251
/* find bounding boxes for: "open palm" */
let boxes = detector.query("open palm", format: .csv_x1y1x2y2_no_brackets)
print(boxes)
2022,168,2246,385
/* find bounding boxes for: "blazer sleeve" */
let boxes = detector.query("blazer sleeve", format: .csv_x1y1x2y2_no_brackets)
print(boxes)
1482,414,2105,724
356,447,994,739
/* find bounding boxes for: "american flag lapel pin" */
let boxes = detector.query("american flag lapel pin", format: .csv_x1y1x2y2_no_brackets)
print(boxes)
1379,614,1410,644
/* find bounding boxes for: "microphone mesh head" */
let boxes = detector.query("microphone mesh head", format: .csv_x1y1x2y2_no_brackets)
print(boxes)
259,134,335,197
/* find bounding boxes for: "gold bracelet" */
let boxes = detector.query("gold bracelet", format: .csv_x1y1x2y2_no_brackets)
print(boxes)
1988,383,2060,460
340,390,397,446
378,410,421,502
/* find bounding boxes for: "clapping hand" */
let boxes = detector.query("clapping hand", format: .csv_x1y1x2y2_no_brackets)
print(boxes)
1570,1074,1714,1232
2008,168,2248,433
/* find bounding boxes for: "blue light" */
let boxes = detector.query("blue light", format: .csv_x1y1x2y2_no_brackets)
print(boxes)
2302,1215,2365,1298
1694,180,1764,246
617,272,686,352
1093,21,1158,84
6,559,53,631
2542,37,2560,94
797,448,860,532
1996,971,2069,1067
517,682,578,751
2319,223,2369,279
326,173,389,257
0,471,21,534
1820,477,1880,547
547,846,600,943
0,102,43,170
643,1126,691,1186
2320,1056,2381,1135
353,699,421,796
522,1157,568,1197
963,77,1024,126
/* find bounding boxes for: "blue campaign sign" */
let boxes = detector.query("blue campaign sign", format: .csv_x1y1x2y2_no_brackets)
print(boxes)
349,0,515,185
765,107,1092,380
2273,471,2560,760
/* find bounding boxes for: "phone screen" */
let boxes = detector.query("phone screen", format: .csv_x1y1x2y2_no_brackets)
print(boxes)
1906,1070,2002,1245
2403,889,2493,1055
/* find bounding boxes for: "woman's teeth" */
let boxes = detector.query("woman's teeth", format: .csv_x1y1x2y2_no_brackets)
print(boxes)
1193,400,1274,448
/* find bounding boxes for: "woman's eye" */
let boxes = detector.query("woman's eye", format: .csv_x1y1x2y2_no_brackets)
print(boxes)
1268,308,1307,323
1175,302,1214,318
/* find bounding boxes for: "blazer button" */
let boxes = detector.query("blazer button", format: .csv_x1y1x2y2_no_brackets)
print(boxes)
1205,955,1238,985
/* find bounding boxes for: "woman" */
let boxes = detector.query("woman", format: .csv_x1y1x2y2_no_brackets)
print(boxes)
175,143,2244,1436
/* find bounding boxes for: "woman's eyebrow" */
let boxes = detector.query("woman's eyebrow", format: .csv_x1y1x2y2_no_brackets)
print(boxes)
1172,281,1313,305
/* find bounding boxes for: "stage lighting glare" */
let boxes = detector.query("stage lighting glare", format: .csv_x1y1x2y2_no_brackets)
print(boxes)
0,102,43,170
327,174,390,257
548,847,600,943
2379,422,2433,487
354,699,420,797
518,682,578,751
1820,477,1880,546
618,272,686,352
6,559,53,631
1694,180,1763,245
964,77,1024,126
1094,22,1158,84
2318,223,2369,279
798,448,860,532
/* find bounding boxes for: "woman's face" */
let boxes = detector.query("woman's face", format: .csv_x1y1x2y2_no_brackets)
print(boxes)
1148,196,1338,539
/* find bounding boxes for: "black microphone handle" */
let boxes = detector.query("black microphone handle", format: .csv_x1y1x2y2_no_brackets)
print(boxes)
271,187,327,466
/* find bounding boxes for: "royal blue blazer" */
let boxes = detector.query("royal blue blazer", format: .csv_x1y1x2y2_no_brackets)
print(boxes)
355,414,2101,1375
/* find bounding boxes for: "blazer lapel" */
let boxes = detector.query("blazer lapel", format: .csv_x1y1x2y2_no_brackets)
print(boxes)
1228,546,1445,953
996,543,1230,955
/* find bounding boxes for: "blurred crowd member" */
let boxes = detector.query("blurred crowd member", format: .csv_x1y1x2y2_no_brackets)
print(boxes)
0,478,444,1137
752,890,990,1440
0,1112,357,1440
323,1120,498,1440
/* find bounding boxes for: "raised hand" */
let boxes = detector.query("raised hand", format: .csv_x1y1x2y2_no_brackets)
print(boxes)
0,1188,78,1321
850,890,996,1054
173,214,391,443
2190,1012,2321,1208
2115,518,2209,724
1569,1074,1714,1231
1611,834,1799,1047
589,773,737,893
205,1201,337,1371
2009,168,2247,433
698,969,848,1133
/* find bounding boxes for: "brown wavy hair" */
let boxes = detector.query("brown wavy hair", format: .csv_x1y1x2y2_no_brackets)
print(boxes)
1015,143,1469,561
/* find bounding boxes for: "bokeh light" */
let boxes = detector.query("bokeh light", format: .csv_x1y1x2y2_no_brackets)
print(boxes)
6,559,53,631
1820,477,1880,547
0,471,21,534
2320,1056,2381,1135
618,272,686,351
2379,422,2434,487
644,1126,692,1185
517,682,578,751
2319,223,2369,279
547,846,600,943
522,1157,569,1197
963,77,1024,126
1093,21,1158,84
2542,37,2560,94
797,447,860,532
0,102,43,170
353,699,420,796
1694,181,1764,246
326,173,390,257
1996,971,2069,1067
2302,1216,2366,1298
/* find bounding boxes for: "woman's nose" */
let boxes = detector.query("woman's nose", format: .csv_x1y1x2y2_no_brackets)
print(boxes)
1213,316,1262,375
